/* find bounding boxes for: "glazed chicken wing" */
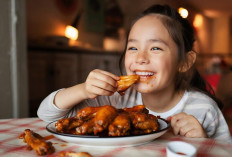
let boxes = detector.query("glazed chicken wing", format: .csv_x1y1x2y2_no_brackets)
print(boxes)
75,118,95,135
55,117,83,134
59,151,92,157
117,75,139,95
130,112,159,135
123,105,148,114
93,105,118,135
55,105,159,137
108,112,131,136
19,129,55,156
76,106,103,120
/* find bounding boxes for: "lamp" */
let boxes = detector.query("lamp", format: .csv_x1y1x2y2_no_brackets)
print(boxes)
65,11,82,40
178,7,188,18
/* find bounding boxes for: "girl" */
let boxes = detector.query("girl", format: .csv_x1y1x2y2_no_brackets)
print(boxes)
38,4,231,142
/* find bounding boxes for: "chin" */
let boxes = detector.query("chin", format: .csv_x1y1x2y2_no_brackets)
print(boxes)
135,85,153,94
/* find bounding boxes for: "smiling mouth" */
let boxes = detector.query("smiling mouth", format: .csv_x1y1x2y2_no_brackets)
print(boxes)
134,71,155,79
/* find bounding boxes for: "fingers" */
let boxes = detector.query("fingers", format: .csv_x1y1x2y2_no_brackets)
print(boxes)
185,128,207,138
178,122,194,136
170,113,207,138
85,85,114,99
98,70,120,81
87,78,116,93
89,69,119,88
171,113,187,135
84,69,120,98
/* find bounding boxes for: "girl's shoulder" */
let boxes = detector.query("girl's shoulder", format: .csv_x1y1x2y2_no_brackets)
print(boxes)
186,90,217,105
182,90,224,124
184,90,219,112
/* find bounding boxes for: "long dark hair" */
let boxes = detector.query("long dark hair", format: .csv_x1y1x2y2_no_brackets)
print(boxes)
119,4,223,109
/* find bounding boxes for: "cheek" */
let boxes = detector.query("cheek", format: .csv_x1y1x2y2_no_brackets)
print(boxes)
124,54,132,74
159,57,178,77
152,55,176,75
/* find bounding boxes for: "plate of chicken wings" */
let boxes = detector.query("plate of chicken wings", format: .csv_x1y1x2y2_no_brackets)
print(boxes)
46,105,170,147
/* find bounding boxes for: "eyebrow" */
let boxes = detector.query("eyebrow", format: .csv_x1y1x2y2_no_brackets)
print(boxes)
128,38,168,46
127,39,138,43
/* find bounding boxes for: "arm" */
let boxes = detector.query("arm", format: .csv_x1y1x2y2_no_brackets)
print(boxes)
54,69,119,109
37,69,119,122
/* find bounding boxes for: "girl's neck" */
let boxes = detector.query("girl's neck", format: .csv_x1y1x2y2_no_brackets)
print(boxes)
141,88,184,113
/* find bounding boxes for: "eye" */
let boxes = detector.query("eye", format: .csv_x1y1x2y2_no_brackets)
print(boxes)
128,47,137,50
151,47,162,51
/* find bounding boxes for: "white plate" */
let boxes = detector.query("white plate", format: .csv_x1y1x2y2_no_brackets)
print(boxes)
46,118,170,147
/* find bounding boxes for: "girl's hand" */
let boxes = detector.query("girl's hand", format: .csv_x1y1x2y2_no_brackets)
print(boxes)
83,69,120,99
168,112,207,138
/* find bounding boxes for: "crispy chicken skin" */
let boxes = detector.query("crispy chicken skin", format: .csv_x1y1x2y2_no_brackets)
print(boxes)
76,106,103,120
108,112,131,136
93,105,118,135
75,118,95,135
123,104,149,114
55,105,159,136
130,112,159,135
55,117,83,134
59,151,92,157
76,105,118,135
19,129,55,156
117,75,139,95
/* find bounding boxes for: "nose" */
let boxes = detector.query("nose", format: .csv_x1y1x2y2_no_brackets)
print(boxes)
135,52,150,64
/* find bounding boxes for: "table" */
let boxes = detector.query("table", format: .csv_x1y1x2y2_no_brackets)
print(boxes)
0,118,232,157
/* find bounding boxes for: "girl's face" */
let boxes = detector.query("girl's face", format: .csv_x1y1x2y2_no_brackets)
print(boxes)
125,14,179,94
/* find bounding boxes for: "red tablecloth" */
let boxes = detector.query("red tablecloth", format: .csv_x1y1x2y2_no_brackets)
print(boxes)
0,118,232,157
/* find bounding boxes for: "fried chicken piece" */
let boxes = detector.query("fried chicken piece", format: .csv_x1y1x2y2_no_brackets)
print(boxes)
75,118,95,135
108,112,131,136
19,129,55,156
55,105,159,137
59,151,92,157
76,106,103,120
55,117,83,134
117,75,139,95
130,112,159,135
93,105,118,135
123,105,149,114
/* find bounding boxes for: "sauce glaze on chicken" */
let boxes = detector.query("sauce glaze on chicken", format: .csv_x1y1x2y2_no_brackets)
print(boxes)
55,105,159,137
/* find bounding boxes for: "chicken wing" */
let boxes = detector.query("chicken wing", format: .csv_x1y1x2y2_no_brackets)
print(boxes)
123,105,148,114
130,112,159,134
93,105,118,135
54,105,160,137
76,106,103,120
108,112,131,136
75,118,95,135
19,129,55,156
117,75,139,95
59,151,92,157
55,117,83,134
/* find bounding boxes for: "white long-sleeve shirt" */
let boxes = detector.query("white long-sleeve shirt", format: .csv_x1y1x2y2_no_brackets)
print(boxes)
37,87,231,142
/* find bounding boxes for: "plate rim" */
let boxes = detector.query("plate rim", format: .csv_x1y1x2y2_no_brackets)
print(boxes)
46,118,170,138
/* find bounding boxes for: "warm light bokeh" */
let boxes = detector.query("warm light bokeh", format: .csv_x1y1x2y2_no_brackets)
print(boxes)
178,7,188,18
193,14,203,29
65,25,78,40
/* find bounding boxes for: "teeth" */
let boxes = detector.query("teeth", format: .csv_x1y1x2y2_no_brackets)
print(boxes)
135,71,154,76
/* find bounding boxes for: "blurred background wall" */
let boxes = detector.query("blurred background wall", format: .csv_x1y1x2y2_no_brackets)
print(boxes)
0,0,28,118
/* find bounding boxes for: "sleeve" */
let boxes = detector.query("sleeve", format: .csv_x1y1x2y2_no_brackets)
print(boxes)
37,89,121,122
203,104,232,143
37,89,73,122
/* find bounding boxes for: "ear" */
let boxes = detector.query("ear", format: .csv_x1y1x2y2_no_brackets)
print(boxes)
178,51,197,72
